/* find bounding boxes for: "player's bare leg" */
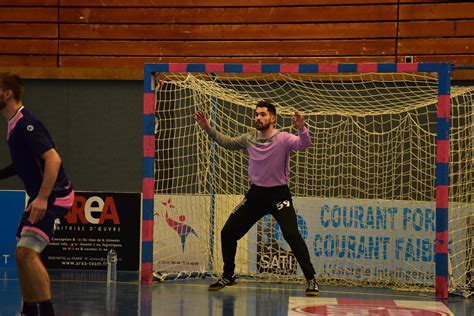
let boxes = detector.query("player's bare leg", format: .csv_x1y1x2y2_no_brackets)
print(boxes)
16,246,55,315
16,246,52,302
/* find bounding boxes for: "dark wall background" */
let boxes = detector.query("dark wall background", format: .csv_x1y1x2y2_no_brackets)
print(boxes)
0,80,143,192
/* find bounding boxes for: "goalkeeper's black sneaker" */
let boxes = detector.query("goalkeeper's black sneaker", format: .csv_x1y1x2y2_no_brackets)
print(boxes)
305,277,320,296
208,275,237,291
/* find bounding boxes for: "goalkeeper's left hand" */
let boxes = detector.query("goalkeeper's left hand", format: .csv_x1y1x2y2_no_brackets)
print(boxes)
293,111,305,131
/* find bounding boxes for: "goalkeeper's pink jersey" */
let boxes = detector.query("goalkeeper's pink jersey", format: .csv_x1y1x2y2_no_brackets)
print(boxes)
206,127,311,187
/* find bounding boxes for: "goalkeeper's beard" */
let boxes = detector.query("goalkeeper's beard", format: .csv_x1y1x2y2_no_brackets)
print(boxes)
256,121,270,131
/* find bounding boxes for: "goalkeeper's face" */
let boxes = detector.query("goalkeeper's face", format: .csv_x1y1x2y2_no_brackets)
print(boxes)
255,107,275,131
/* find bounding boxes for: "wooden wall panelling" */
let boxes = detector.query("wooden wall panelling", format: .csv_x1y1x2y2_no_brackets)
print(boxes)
398,38,474,55
0,66,144,80
59,22,397,40
0,56,58,67
0,0,57,5
1,1,473,79
397,1,474,79
59,39,394,57
59,5,397,24
0,39,57,54
0,4,59,66
1,23,58,38
398,55,474,64
57,2,398,73
399,20,474,38
399,0,457,3
399,2,474,20
0,7,58,22
58,1,396,7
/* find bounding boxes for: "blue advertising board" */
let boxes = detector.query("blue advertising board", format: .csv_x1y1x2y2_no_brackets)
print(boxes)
0,191,26,269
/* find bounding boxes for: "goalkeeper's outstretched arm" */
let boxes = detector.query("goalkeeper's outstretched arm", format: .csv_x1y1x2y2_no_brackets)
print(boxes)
195,111,247,150
289,111,312,151
0,164,16,180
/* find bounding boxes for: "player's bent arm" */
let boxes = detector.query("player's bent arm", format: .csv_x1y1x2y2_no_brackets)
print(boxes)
0,164,16,180
206,127,247,151
37,148,62,200
25,149,61,224
289,127,312,151
195,111,247,150
290,111,312,150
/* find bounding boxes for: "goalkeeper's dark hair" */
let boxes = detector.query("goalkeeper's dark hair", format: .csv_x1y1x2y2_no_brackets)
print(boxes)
256,100,276,116
0,73,24,101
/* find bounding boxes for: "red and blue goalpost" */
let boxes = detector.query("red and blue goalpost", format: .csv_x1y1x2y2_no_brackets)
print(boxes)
142,62,453,298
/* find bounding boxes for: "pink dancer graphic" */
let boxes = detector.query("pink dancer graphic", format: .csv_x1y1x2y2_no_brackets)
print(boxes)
161,198,198,252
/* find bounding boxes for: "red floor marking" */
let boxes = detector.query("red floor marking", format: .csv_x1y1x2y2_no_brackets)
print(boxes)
289,298,453,316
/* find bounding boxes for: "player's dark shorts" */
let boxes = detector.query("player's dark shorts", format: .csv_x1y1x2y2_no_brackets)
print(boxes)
16,190,75,244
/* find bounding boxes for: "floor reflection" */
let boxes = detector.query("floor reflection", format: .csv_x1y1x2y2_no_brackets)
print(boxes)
0,270,471,316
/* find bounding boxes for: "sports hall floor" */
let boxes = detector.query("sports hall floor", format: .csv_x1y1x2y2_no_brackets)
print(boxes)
1,269,472,315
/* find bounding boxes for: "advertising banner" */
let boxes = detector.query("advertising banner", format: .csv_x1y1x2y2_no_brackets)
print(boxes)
0,191,26,269
41,191,141,271
250,197,453,284
153,194,211,273
150,193,469,285
153,194,251,275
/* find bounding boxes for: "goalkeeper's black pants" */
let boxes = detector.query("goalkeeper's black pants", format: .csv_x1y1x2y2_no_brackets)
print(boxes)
221,184,316,280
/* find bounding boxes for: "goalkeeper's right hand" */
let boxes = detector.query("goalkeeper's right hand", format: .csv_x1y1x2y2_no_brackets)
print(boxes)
195,111,211,131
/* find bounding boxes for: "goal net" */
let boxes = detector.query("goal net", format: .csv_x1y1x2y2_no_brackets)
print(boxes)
150,65,474,295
